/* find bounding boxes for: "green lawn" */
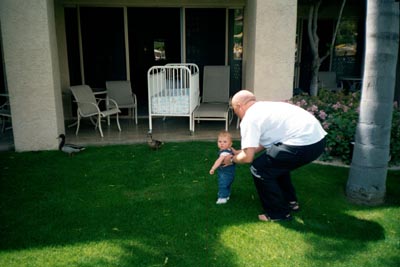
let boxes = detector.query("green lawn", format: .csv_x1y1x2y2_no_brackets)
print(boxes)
0,142,399,267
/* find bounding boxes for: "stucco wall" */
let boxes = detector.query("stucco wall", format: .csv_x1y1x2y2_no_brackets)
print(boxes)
244,0,297,101
0,0,297,151
0,0,65,151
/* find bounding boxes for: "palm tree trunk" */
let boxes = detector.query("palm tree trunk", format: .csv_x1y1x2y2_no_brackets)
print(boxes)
346,0,399,205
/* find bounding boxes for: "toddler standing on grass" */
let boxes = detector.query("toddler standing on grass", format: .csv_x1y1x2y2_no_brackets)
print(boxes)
209,131,238,204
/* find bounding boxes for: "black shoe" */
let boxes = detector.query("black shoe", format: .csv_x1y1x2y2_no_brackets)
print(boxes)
289,201,300,212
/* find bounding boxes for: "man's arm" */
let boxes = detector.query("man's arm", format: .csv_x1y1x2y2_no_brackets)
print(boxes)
223,145,265,165
234,147,257,163
254,145,265,154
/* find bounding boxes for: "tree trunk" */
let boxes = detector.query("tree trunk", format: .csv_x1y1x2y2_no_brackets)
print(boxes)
308,0,346,96
346,0,399,205
308,1,321,96
309,56,320,96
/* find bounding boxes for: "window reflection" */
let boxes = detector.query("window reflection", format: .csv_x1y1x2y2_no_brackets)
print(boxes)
233,9,243,60
333,18,361,77
154,40,166,61
335,19,358,56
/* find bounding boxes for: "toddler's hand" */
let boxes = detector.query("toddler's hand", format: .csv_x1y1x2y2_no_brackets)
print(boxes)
209,169,215,175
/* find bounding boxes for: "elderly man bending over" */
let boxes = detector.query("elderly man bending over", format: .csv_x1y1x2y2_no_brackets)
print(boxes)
227,90,327,222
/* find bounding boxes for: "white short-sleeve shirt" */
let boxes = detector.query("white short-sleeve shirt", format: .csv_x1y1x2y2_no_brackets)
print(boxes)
240,101,327,149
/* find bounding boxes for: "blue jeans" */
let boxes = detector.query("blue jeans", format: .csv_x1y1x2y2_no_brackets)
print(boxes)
217,165,235,198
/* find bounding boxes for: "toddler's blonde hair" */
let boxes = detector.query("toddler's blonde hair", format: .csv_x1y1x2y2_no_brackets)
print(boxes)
218,130,232,141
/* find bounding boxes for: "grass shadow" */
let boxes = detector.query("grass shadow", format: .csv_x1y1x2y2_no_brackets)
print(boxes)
280,164,399,265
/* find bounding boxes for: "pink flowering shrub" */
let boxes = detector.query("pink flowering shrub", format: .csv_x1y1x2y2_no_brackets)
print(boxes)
289,89,400,165
391,102,400,165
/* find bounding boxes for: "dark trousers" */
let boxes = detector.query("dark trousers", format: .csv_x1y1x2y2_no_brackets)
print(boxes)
250,138,326,219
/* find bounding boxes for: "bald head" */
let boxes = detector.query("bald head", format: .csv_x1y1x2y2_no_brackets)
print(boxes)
232,90,256,106
231,90,257,119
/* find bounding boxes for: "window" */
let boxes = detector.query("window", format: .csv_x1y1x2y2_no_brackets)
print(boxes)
154,40,166,61
232,9,243,61
332,18,362,77
335,19,358,57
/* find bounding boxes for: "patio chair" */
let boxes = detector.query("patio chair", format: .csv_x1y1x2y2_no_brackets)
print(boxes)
70,85,121,138
0,96,12,132
105,80,138,124
318,71,343,93
193,65,232,131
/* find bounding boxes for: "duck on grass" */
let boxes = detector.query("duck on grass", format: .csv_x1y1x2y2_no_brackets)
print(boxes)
57,134,85,156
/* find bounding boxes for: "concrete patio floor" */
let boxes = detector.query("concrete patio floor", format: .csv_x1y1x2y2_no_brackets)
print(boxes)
0,116,241,151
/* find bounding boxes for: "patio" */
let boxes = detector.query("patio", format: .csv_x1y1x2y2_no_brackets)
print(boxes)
0,116,241,151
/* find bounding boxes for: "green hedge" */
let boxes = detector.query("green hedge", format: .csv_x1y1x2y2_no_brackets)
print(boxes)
289,90,400,165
